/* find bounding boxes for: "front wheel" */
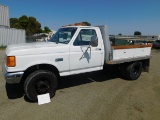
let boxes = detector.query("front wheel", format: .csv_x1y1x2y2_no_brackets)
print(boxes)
24,70,58,102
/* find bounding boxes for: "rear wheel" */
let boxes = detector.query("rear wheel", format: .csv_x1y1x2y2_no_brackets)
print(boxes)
24,70,58,102
126,62,142,80
120,62,142,80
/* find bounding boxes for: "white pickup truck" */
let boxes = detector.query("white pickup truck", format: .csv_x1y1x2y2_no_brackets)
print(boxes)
2,25,151,102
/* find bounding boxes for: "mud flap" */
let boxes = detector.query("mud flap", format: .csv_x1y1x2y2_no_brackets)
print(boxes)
142,59,150,72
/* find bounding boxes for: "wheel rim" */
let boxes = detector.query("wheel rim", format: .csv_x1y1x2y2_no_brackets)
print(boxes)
35,79,50,94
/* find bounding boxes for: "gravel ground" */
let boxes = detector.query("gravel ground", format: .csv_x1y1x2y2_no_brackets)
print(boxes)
0,49,160,120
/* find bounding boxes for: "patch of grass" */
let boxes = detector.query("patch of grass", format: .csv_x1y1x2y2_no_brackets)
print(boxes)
0,45,7,50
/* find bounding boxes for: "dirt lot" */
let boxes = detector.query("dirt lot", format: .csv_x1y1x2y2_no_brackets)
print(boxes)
0,50,160,120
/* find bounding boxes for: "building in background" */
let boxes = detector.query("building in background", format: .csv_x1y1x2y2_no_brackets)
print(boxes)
0,4,10,27
158,35,160,40
33,30,56,42
0,4,25,46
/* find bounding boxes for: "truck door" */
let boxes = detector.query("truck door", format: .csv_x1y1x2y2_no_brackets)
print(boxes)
69,28,104,75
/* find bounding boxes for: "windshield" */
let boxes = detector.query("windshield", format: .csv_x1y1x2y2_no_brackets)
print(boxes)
49,27,77,44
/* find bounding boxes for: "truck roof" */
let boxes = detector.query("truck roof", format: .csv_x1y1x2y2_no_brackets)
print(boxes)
61,22,102,29
61,26,98,29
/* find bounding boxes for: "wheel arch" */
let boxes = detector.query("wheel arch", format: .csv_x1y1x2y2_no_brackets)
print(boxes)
21,64,60,83
120,58,150,72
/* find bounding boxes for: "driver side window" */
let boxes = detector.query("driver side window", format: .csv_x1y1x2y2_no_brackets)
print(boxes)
73,29,97,46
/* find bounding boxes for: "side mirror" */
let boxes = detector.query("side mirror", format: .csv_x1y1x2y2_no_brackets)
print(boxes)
91,36,98,47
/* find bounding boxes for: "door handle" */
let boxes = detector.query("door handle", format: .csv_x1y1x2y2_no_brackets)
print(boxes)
95,48,101,51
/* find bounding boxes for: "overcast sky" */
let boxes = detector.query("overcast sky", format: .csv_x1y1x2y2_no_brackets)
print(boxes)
1,0,160,35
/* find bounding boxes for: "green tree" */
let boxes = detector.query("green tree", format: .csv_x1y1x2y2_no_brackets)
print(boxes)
19,15,29,29
26,17,42,35
10,15,43,36
82,21,91,26
43,26,51,33
134,31,141,36
10,18,21,29
118,33,122,36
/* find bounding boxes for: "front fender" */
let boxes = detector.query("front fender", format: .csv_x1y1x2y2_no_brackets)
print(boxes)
6,53,70,73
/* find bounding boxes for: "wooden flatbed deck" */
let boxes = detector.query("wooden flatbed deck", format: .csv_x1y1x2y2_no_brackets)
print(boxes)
112,44,152,50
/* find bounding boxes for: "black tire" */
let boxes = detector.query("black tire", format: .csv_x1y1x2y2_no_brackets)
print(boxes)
125,62,142,80
24,70,58,102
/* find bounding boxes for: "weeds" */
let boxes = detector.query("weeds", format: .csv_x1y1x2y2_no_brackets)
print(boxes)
0,45,7,50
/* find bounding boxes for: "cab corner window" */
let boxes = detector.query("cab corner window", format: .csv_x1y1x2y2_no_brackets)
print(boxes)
73,29,98,46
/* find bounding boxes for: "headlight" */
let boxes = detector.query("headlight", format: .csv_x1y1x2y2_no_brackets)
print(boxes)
6,56,16,67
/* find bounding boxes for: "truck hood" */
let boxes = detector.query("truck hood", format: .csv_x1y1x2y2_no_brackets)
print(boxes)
5,42,68,56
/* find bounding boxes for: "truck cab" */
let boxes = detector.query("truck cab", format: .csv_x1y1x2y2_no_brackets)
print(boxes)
50,26,105,75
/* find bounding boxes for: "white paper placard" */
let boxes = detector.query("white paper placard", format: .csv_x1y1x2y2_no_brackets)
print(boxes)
37,93,51,105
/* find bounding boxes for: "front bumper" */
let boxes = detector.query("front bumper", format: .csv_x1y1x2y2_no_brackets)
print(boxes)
2,64,24,84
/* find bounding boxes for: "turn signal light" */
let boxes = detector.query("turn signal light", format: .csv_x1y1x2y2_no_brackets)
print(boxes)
6,56,16,67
